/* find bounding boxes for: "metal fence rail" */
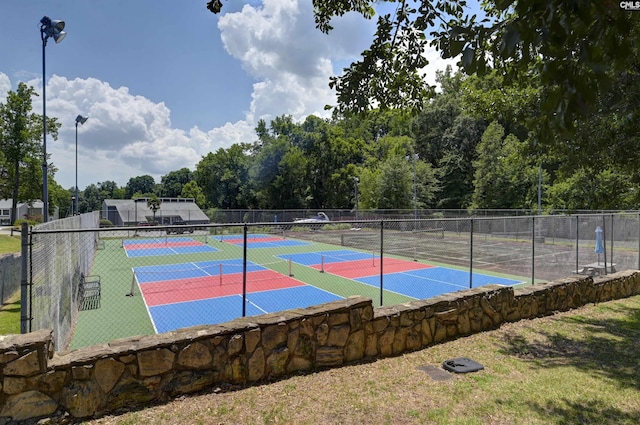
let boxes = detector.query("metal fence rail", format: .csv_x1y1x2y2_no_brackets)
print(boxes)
23,212,639,351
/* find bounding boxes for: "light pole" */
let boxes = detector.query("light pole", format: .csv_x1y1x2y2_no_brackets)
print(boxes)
353,177,359,221
40,16,66,222
75,115,88,215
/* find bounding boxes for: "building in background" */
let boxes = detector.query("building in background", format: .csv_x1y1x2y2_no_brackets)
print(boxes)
101,198,209,226
0,199,60,225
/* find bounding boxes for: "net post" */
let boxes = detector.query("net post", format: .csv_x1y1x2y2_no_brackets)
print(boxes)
320,255,324,273
372,251,375,267
288,258,293,277
219,263,223,285
127,272,136,297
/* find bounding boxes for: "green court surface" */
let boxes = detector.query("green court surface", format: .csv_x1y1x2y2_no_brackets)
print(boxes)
69,233,526,350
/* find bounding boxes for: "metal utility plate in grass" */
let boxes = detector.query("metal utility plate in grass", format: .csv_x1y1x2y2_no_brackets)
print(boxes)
442,357,485,373
417,365,454,381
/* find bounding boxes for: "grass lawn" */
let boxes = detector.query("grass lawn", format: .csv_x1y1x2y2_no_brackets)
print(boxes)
0,295,20,335
0,234,20,255
0,235,21,335
82,294,640,425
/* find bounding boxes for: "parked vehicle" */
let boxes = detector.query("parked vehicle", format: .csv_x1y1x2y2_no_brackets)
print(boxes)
166,219,194,234
292,212,330,230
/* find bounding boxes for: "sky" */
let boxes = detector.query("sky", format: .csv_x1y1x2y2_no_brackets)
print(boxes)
0,0,461,191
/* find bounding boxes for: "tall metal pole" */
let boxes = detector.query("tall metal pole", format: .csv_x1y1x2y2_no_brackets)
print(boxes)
73,115,88,215
39,16,66,222
42,36,49,222
75,121,78,215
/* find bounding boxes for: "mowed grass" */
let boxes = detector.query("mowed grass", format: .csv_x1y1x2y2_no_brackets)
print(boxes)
83,294,640,425
0,234,20,255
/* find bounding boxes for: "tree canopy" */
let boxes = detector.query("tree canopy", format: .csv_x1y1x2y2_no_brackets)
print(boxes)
207,0,638,135
0,82,60,222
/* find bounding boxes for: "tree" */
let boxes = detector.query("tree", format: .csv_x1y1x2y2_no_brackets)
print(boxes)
125,175,156,198
79,184,102,213
181,181,207,208
378,156,413,209
48,181,72,219
471,122,539,209
547,168,635,212
147,195,161,224
196,144,252,209
160,168,194,198
0,82,60,223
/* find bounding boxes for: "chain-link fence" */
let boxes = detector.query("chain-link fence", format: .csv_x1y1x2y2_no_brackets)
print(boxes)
204,208,635,223
23,212,639,351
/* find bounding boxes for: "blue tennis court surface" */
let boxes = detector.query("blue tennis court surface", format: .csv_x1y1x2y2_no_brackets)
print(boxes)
149,285,342,333
217,234,311,249
279,249,522,300
241,240,310,248
355,267,521,299
280,250,376,266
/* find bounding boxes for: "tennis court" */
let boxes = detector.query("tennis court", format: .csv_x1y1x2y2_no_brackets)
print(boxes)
71,233,526,348
123,237,218,257
133,259,342,333
216,233,311,249
279,249,523,300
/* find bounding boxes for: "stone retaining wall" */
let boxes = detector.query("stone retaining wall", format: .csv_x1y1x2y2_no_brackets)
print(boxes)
1,271,639,423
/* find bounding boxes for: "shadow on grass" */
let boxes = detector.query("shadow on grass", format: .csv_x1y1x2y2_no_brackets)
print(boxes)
1,301,20,314
500,302,640,389
498,301,640,423
527,398,640,425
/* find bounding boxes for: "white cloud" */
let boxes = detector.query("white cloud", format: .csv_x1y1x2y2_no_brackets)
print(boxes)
25,75,203,188
0,73,9,102
1,1,458,191
422,42,460,89
218,0,375,123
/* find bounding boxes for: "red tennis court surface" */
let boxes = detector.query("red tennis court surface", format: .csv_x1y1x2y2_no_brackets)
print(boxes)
310,258,434,279
140,269,304,306
221,236,287,244
125,240,206,250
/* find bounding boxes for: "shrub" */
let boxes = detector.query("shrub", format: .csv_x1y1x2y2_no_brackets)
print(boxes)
13,218,39,227
99,219,113,228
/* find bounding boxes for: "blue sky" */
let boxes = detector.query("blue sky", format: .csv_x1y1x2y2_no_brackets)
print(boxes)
0,0,460,190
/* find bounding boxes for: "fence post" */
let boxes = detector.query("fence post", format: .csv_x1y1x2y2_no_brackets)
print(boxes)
602,215,608,275
242,223,248,317
531,216,535,285
379,220,384,306
575,215,580,273
469,218,473,289
610,214,614,271
20,222,29,334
